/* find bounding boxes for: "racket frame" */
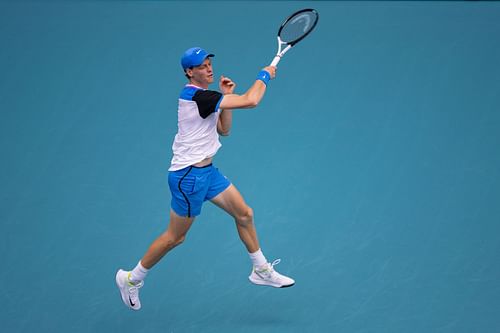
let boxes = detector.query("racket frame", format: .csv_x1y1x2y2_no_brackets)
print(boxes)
269,8,319,67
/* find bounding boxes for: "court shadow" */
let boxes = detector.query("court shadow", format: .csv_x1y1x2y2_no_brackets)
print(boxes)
194,297,300,332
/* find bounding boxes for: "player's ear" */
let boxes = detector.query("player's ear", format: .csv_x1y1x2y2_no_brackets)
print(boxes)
185,67,193,79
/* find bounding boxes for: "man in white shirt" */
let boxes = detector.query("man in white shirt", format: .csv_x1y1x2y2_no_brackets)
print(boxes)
116,47,295,311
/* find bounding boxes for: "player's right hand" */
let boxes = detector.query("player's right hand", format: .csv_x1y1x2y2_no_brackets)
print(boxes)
262,66,276,79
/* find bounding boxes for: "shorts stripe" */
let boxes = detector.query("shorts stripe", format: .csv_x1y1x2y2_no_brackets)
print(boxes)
169,164,231,218
178,166,193,217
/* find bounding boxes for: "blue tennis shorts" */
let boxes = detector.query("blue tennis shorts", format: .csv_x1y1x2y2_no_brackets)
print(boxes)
168,164,231,217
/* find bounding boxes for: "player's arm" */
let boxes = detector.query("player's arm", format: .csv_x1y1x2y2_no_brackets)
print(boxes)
219,66,276,110
218,76,235,136
218,109,232,136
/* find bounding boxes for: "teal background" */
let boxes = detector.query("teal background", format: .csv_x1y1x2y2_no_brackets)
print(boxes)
1,1,500,332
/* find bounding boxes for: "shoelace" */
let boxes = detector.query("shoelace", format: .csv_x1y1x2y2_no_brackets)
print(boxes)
128,280,143,301
256,259,282,278
271,259,281,268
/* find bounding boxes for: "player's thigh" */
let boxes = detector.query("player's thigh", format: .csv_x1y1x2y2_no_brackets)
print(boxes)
210,184,251,219
167,209,196,238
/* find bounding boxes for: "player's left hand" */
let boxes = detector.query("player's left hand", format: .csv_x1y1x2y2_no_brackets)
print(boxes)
219,76,236,95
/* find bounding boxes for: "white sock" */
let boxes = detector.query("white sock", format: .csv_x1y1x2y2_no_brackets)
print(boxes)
129,261,149,284
249,248,268,268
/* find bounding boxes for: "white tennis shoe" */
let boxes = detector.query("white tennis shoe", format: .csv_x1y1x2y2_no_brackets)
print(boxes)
116,269,143,310
249,259,295,288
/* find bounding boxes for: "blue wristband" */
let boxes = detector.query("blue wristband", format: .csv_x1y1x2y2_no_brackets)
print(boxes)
256,70,271,85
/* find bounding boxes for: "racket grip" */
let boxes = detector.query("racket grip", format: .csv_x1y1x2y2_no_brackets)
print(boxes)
270,56,281,67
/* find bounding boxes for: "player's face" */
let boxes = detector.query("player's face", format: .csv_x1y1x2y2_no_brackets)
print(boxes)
189,58,214,87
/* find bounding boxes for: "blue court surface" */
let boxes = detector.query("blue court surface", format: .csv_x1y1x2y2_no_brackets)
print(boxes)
1,1,500,332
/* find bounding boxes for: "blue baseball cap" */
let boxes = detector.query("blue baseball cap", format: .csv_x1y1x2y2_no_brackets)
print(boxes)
181,47,215,70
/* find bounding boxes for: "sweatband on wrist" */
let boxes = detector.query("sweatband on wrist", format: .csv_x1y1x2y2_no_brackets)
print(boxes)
256,70,271,85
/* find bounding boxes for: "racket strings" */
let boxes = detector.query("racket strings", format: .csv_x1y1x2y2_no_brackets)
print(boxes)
279,11,318,44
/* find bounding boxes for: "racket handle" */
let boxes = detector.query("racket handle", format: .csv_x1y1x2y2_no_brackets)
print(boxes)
270,56,281,67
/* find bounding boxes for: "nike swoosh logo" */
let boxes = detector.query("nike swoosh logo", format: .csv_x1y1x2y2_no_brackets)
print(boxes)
196,49,201,54
129,296,135,307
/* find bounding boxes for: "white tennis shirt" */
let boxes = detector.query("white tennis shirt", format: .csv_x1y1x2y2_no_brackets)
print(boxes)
169,84,224,171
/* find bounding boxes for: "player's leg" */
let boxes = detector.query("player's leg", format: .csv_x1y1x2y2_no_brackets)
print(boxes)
116,165,204,311
116,210,195,310
139,165,206,269
210,184,259,253
210,184,295,288
141,210,196,268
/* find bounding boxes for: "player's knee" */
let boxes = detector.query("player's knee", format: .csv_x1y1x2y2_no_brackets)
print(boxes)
237,206,254,225
173,234,186,247
165,234,186,249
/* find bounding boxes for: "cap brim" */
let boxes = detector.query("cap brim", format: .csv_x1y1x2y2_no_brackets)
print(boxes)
195,53,215,66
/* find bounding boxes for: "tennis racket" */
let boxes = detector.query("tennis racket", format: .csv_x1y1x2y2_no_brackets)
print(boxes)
270,8,319,67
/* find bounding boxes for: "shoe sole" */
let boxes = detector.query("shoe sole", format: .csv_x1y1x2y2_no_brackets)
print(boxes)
248,276,295,288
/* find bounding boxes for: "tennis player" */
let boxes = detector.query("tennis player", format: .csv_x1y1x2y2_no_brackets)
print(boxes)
116,47,294,310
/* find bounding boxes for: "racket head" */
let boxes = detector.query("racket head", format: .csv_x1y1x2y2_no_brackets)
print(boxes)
277,8,319,46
